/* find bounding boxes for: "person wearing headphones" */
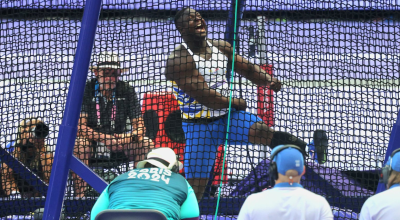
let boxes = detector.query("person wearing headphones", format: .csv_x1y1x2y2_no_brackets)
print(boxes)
90,147,199,220
359,148,400,220
237,144,333,220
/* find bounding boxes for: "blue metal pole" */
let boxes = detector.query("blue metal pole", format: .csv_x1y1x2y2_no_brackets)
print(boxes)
43,0,103,219
376,108,400,193
224,0,246,82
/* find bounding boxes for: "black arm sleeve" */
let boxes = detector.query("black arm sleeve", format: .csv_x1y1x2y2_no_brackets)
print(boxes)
126,84,142,119
81,82,93,115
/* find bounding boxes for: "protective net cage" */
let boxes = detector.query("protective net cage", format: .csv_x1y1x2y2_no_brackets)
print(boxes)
0,0,399,219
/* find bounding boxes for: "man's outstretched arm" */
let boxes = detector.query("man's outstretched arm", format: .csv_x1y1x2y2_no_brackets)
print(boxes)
215,40,282,92
164,48,247,111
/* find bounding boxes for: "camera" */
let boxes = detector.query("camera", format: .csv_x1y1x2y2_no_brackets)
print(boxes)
31,122,49,138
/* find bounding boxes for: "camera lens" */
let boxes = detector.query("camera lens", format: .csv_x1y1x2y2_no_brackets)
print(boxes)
33,122,49,138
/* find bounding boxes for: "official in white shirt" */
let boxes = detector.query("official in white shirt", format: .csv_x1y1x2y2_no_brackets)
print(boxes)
359,148,400,220
237,144,333,220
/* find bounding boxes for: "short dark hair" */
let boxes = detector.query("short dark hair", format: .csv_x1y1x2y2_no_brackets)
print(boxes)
144,162,158,169
174,7,191,29
388,170,400,189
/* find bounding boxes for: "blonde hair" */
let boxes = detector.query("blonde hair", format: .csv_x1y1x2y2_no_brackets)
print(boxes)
285,170,300,177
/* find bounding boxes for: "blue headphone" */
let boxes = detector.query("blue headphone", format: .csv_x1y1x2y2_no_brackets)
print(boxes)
268,144,306,186
380,148,400,185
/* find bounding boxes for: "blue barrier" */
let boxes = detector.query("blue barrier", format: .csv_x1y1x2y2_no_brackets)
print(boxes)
0,146,48,196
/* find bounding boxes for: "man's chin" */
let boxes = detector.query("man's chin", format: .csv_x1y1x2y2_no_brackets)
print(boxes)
101,84,116,90
193,33,207,40
105,87,116,91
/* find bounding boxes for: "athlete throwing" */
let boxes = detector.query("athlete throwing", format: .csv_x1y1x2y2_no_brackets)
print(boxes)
164,7,328,202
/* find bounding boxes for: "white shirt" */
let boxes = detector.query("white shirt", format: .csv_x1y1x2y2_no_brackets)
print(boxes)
237,183,333,220
359,184,400,220
172,41,230,119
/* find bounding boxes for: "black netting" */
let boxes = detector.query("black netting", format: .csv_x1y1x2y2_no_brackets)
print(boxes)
1,1,399,219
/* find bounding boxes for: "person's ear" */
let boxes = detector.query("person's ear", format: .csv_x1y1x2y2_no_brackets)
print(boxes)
176,20,187,34
177,25,184,34
301,166,306,176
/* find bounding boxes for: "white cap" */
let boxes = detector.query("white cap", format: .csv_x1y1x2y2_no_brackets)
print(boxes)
89,51,128,72
136,148,183,171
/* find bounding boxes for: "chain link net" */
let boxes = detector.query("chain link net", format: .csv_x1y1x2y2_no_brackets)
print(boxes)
1,1,399,219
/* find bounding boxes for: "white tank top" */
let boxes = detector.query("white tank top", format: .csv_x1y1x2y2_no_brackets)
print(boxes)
172,41,230,119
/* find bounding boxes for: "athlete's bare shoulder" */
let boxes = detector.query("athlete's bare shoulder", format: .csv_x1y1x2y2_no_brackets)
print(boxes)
209,39,233,58
210,39,232,50
168,44,190,60
164,43,195,81
209,39,234,60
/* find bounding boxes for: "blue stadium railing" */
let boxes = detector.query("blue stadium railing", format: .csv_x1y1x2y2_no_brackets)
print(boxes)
0,145,48,196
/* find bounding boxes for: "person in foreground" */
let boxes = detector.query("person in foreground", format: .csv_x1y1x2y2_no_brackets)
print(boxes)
165,7,329,202
90,147,200,220
237,144,333,220
359,148,400,220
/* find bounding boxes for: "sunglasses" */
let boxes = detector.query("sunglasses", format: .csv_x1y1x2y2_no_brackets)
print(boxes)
100,69,121,77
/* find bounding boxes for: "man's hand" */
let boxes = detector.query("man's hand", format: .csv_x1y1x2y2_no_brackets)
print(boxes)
270,78,282,92
104,136,119,146
103,135,122,151
232,98,247,111
114,133,139,145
